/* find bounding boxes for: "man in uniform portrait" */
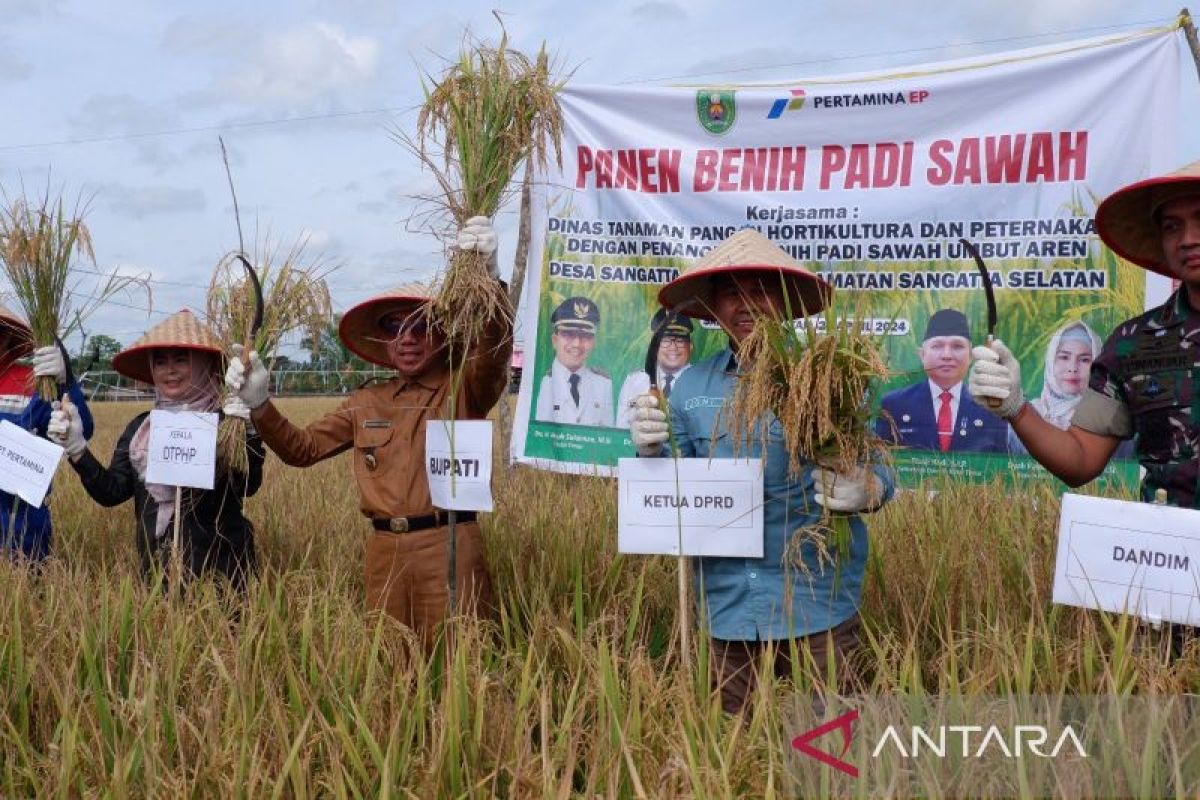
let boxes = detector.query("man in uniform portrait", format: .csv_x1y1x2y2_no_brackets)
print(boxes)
535,296,614,427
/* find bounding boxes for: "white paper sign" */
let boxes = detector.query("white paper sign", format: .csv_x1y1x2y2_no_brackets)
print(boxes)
618,457,763,556
425,420,494,512
0,419,64,507
144,410,218,490
1053,493,1200,626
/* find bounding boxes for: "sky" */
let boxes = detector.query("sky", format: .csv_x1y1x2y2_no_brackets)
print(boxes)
0,0,1193,357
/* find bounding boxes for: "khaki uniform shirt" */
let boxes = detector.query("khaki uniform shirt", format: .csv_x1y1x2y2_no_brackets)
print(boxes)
252,326,511,520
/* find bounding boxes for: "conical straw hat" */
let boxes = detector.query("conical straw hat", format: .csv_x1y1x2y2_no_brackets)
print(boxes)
657,229,832,320
1096,160,1200,278
111,309,223,383
338,281,435,368
0,304,33,359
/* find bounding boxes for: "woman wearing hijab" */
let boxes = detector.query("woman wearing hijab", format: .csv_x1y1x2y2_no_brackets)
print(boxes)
1007,321,1101,455
49,310,263,588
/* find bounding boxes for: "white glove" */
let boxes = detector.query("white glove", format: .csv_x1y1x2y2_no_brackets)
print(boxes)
222,396,251,420
968,339,1024,419
224,344,270,410
630,393,668,456
48,399,86,457
457,215,499,276
32,345,67,383
812,466,881,513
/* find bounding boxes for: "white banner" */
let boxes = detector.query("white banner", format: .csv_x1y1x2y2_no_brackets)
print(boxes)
1053,493,1200,626
145,410,218,490
512,27,1181,480
0,420,64,507
617,457,763,556
425,420,494,512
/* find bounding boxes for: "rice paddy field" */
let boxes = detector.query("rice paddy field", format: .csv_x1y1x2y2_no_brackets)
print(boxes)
2,398,1198,798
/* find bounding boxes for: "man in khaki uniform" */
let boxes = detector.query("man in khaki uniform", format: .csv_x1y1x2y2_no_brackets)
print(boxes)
225,218,511,644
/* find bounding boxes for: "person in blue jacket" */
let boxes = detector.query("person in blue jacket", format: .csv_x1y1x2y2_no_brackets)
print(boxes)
0,305,94,561
632,229,896,713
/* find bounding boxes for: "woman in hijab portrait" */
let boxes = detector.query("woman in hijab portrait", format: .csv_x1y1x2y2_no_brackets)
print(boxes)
1008,320,1132,457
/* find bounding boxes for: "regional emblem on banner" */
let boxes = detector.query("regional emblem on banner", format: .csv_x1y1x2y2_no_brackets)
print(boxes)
696,89,736,135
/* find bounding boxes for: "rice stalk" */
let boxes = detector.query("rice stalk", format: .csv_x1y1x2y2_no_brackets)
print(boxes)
0,185,148,399
412,23,566,369
724,290,891,567
206,234,333,474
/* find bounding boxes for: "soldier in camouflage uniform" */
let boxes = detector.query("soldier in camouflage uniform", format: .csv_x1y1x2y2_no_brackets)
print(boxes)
969,161,1200,654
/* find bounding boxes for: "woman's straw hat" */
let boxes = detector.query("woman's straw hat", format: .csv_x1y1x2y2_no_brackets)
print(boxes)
338,282,434,368
111,309,223,383
658,229,832,320
0,304,33,357
1096,160,1200,278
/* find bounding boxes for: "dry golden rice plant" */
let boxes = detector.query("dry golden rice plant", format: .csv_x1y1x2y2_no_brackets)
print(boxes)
726,292,892,564
411,23,566,368
0,185,147,399
207,235,333,473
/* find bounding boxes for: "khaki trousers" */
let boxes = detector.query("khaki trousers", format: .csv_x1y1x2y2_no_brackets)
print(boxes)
364,520,495,648
710,615,862,715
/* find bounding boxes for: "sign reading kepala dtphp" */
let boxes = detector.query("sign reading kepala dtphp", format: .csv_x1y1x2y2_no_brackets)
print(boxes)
145,410,218,490
425,420,494,512
617,458,762,556
1053,493,1200,626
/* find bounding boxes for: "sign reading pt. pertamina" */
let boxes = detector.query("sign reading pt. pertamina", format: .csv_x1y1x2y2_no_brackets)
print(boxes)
617,457,763,557
0,419,64,506
425,420,494,512
144,410,218,490
1053,493,1200,626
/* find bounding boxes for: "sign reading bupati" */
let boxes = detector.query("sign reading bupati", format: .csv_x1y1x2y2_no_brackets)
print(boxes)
512,27,1181,488
617,457,763,556
145,410,218,490
1052,493,1200,626
0,419,64,506
425,420,494,512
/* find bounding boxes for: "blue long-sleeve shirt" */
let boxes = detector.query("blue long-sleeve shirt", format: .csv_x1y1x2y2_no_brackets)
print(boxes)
663,347,894,641
0,376,95,561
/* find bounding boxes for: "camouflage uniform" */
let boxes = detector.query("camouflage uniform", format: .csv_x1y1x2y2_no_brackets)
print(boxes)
1073,289,1200,507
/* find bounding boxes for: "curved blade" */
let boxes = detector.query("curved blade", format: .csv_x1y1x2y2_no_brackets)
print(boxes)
959,238,997,338
236,254,265,341
54,336,74,397
645,311,669,387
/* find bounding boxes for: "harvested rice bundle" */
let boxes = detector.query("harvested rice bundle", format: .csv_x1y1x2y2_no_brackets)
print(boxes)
728,300,891,564
0,187,147,399
415,25,565,360
207,235,333,473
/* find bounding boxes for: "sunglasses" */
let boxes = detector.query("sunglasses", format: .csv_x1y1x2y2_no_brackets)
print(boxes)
381,317,429,337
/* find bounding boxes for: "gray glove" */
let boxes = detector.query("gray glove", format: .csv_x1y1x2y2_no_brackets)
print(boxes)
224,344,270,410
32,345,67,383
457,215,499,277
812,466,883,513
968,339,1024,419
48,399,87,457
630,393,668,456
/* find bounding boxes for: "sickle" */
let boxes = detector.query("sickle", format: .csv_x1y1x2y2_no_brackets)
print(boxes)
959,238,997,340
236,254,265,341
959,238,1002,410
645,311,670,390
54,336,74,397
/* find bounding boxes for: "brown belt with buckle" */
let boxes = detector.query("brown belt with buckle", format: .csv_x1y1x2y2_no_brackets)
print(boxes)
372,511,477,534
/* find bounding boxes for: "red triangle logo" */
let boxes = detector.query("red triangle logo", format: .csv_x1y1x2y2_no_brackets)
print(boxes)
791,709,859,778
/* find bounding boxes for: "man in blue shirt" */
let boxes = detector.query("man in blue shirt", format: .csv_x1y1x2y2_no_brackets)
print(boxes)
0,307,95,561
632,229,895,713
